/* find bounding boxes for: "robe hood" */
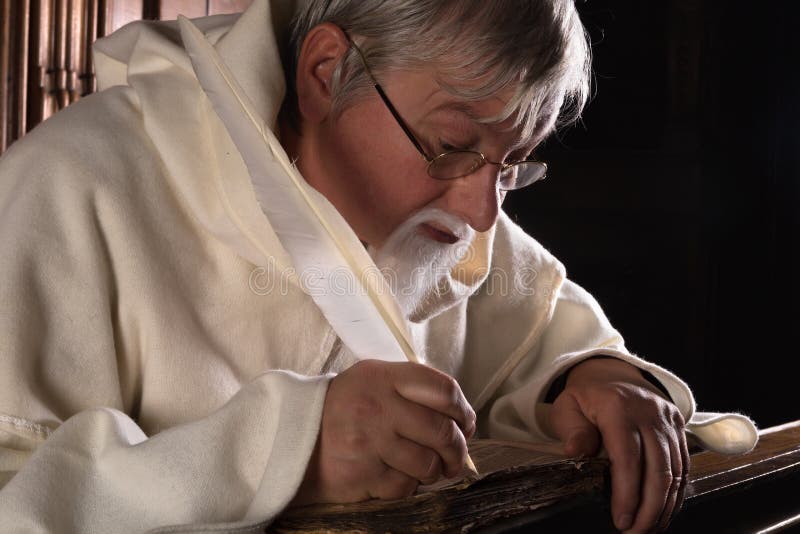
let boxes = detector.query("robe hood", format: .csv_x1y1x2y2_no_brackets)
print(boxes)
87,1,306,281
93,0,298,130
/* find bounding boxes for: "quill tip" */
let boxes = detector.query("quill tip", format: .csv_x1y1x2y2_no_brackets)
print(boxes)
465,454,479,475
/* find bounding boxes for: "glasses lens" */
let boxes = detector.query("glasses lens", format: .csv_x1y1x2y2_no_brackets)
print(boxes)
499,162,547,191
428,151,485,180
428,152,548,190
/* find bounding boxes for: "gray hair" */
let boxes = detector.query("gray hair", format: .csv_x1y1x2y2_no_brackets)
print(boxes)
283,0,591,143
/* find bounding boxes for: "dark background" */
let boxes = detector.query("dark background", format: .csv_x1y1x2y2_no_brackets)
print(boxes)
505,0,799,428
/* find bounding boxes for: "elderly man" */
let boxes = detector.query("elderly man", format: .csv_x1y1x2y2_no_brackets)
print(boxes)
0,0,755,532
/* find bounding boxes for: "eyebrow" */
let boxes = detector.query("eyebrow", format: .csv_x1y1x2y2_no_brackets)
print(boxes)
430,100,497,124
431,101,536,156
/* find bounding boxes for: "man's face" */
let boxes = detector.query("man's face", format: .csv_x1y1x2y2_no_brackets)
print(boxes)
299,66,536,250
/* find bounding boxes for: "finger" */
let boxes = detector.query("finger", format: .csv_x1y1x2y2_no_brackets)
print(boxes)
656,428,683,532
661,424,691,531
549,394,602,458
677,427,691,514
389,363,476,436
367,465,419,501
389,395,468,478
626,428,671,534
599,421,642,532
376,434,443,485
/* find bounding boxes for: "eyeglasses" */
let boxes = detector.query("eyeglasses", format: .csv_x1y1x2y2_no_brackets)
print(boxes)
349,40,548,191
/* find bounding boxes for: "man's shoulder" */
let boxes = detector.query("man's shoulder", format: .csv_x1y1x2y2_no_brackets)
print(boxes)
0,87,158,204
4,86,145,167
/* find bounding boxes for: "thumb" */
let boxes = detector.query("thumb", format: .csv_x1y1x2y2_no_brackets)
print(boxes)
549,394,601,458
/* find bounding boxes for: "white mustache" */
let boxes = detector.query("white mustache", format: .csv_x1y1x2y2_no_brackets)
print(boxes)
373,207,475,320
390,207,475,247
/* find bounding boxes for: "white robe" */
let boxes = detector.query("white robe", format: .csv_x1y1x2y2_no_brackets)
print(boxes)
0,1,757,531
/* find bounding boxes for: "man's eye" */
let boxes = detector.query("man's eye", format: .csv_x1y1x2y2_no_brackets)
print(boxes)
439,140,468,152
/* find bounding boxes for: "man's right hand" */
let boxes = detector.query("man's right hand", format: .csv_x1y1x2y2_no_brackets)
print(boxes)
292,359,476,505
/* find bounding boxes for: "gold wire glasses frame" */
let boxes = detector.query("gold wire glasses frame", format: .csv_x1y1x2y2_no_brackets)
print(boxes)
348,40,548,192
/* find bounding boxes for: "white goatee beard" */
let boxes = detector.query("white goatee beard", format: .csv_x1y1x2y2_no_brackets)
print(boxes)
373,207,475,319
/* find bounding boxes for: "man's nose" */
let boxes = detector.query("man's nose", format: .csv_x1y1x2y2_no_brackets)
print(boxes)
441,165,501,233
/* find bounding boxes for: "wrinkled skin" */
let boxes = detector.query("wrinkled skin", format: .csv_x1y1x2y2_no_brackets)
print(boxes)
548,357,689,533
294,358,688,534
292,360,476,504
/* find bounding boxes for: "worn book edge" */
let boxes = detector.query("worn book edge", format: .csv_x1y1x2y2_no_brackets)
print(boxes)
272,439,608,533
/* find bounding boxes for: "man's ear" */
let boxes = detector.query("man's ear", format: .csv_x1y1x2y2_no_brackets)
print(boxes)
295,23,350,124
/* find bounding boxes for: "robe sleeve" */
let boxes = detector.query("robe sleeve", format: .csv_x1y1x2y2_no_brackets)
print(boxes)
463,214,758,453
0,106,328,533
484,277,696,442
0,374,328,532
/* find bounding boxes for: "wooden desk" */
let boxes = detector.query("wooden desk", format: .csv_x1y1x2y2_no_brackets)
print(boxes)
273,421,800,533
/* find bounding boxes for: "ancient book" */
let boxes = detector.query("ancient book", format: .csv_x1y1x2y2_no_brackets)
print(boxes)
271,421,800,533
271,439,609,533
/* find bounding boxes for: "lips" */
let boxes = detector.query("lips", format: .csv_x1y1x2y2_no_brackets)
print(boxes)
420,222,459,244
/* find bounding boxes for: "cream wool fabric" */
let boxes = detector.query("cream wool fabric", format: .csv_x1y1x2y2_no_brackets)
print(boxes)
0,1,756,532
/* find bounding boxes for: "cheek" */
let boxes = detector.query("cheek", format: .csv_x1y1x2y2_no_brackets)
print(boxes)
367,155,449,228
336,110,444,237
358,154,440,241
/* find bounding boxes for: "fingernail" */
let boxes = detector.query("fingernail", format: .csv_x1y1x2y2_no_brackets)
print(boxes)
616,514,633,531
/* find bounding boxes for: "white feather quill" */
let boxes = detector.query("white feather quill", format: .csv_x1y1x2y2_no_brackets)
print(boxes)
178,16,416,364
180,18,479,473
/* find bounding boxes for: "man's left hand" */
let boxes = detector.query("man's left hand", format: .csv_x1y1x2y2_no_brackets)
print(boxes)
548,358,689,534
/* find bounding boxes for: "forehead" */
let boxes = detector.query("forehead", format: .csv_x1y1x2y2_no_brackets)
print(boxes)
404,69,530,148
418,70,517,119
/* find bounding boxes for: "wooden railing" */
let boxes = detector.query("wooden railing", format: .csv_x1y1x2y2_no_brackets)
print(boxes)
0,0,252,154
1,0,110,152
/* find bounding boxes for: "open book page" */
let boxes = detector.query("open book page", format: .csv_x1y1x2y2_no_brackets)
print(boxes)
417,439,568,492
